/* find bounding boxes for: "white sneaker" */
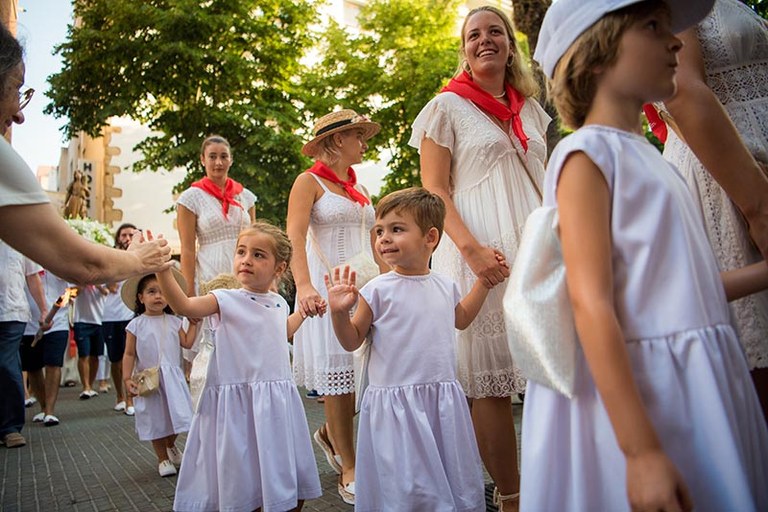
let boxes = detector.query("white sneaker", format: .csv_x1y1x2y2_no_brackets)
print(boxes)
167,445,183,466
32,412,45,423
113,401,126,412
124,406,135,416
158,460,177,477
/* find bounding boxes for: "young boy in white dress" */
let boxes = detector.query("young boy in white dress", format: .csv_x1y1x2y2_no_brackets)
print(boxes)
326,187,503,511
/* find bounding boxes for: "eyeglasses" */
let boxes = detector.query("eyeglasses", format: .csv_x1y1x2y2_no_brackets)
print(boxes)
18,88,34,111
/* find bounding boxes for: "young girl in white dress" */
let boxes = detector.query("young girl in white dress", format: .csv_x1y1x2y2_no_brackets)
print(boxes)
521,1,768,511
157,222,322,512
326,188,496,512
121,270,195,478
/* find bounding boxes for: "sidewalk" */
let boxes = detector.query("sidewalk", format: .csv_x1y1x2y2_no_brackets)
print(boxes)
1,386,521,511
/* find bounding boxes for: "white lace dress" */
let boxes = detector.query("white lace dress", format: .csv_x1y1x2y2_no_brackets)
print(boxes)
663,0,768,369
292,174,375,395
409,92,551,397
176,186,257,292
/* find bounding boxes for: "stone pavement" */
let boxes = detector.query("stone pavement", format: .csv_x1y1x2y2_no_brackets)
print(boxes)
1,386,522,511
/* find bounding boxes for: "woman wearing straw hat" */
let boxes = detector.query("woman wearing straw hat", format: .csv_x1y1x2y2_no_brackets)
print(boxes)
287,109,382,505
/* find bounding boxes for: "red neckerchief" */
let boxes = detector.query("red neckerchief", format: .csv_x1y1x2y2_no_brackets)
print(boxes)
306,161,370,206
191,176,244,219
442,71,529,152
642,104,668,143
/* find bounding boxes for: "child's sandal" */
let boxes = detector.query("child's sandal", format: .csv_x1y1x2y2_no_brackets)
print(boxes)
493,487,520,512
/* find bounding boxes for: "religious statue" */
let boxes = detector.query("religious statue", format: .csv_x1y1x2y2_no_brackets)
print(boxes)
63,170,90,219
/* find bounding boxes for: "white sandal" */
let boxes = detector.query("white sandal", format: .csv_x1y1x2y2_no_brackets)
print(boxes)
493,487,520,511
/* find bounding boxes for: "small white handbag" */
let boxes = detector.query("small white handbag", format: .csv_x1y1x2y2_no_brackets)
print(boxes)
503,206,579,398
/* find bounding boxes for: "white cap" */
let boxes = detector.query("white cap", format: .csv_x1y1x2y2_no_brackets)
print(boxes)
534,0,715,78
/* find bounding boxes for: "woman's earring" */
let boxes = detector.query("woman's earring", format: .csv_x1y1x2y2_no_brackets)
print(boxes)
462,59,471,73
506,56,515,68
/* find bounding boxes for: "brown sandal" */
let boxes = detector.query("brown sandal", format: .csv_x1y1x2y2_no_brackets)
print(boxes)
313,424,342,474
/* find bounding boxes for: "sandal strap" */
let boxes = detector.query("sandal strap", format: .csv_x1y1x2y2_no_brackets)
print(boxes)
493,486,520,507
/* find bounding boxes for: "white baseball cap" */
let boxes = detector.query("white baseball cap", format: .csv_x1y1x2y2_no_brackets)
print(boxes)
534,0,715,78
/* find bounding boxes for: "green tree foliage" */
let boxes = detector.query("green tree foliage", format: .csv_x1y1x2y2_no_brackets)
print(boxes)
301,0,461,198
745,0,767,17
45,0,317,226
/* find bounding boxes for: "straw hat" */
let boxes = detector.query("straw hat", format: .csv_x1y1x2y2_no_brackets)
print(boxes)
120,268,186,311
302,109,381,157
199,273,242,295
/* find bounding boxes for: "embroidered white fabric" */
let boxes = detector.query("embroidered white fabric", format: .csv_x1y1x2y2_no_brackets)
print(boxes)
663,0,768,369
409,92,551,397
292,175,376,395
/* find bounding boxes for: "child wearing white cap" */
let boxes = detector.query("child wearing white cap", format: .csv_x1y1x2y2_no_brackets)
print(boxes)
520,1,768,511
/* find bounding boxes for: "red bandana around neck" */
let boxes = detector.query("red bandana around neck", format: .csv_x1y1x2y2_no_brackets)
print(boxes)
642,104,668,143
442,71,529,152
306,161,370,206
191,176,244,219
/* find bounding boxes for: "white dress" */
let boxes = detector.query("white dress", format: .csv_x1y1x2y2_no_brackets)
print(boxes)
176,186,257,292
409,92,551,397
520,126,768,512
126,314,192,441
292,174,375,395
174,289,321,512
355,272,485,512
662,0,768,369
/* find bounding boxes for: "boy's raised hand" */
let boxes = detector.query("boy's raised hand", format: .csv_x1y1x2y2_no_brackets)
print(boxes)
324,265,358,314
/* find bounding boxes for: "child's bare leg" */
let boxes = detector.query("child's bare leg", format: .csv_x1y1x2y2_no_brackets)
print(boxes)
324,393,356,485
289,499,304,511
151,439,170,463
165,434,178,448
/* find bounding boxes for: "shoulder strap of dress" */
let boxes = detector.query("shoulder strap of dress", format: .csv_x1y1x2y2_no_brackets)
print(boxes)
307,172,331,193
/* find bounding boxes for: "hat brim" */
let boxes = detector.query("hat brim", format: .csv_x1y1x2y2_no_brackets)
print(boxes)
301,121,381,157
120,268,186,312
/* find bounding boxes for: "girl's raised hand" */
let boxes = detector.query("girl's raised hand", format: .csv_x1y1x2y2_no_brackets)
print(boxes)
626,450,693,512
324,266,358,314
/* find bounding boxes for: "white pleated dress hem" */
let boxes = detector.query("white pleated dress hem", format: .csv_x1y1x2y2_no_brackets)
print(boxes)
355,381,485,512
134,365,193,441
173,380,321,512
520,324,768,512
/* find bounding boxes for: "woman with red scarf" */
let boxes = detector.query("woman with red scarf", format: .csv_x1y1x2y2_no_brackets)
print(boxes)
409,6,550,511
176,135,256,349
287,109,381,505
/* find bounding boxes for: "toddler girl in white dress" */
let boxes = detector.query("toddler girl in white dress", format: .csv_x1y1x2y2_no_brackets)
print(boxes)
121,269,195,477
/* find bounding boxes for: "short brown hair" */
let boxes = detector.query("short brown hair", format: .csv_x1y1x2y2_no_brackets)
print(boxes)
549,0,665,129
376,187,446,244
457,6,539,99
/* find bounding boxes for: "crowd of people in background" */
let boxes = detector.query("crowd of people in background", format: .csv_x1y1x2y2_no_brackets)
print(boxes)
1,1,768,512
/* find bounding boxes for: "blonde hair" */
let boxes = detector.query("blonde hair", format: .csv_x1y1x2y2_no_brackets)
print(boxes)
314,135,342,165
549,0,666,129
457,5,539,98
375,187,446,247
236,221,293,285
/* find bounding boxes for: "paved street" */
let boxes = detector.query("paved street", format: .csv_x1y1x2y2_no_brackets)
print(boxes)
1,386,521,511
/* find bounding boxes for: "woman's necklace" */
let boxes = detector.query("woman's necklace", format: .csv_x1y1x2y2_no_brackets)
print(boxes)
492,91,506,99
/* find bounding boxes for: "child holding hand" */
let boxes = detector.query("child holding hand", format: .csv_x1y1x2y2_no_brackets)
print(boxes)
157,222,321,512
121,269,195,477
521,1,768,511
326,187,494,511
